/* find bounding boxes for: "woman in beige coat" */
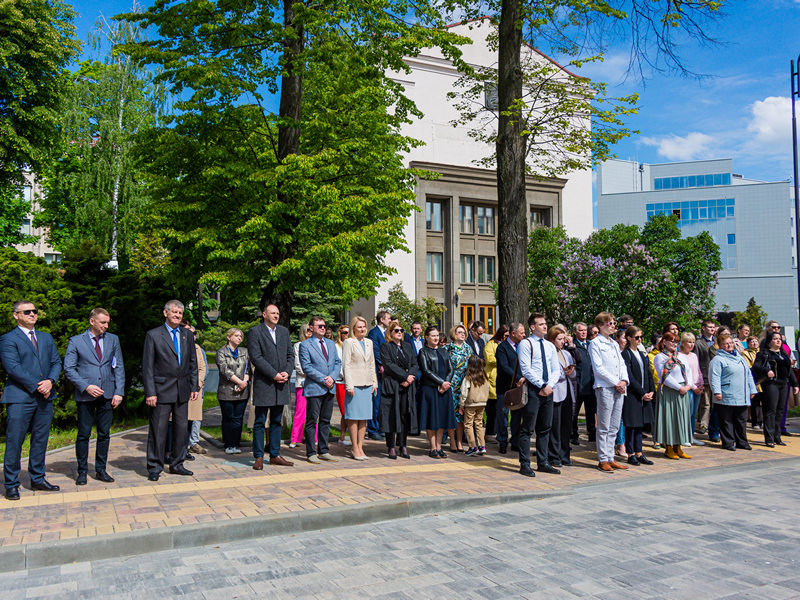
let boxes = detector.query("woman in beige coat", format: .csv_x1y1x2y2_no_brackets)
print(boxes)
342,316,378,460
216,328,251,453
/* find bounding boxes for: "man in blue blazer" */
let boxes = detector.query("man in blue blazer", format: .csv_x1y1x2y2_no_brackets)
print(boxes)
299,316,342,463
0,300,62,500
366,310,390,439
64,307,125,485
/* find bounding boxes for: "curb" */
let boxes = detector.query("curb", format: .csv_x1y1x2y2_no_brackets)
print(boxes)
0,489,571,573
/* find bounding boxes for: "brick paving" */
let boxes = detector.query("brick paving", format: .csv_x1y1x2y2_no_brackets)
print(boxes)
1,413,798,547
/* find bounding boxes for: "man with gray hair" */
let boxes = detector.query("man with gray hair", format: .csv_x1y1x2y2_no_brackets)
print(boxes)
142,300,199,481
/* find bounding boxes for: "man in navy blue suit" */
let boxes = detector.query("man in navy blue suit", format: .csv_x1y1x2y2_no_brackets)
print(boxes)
366,310,391,440
496,322,525,454
0,300,62,500
64,307,125,485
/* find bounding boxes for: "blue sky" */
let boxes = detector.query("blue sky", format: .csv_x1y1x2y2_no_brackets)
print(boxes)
70,0,799,185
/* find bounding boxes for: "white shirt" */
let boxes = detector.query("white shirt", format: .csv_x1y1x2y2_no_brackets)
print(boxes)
654,352,693,392
589,335,628,389
265,323,277,344
518,335,560,389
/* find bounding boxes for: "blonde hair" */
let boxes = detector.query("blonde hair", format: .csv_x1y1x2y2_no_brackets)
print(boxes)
226,327,243,340
594,312,615,327
349,316,368,338
449,324,467,342
384,320,403,343
546,324,567,342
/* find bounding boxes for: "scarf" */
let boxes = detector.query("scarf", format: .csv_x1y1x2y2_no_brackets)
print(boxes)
660,349,687,387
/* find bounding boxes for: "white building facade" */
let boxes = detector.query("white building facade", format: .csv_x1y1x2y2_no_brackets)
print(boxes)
350,19,593,331
13,172,61,264
597,158,797,328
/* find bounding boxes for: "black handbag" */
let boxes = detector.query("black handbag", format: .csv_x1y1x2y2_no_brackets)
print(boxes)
503,340,532,411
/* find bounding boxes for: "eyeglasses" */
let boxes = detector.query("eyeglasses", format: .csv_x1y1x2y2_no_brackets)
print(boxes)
16,309,38,315
607,321,616,325
771,325,781,329
393,328,404,333
633,335,643,340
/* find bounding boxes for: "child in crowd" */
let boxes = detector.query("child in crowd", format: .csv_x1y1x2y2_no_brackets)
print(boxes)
459,355,490,456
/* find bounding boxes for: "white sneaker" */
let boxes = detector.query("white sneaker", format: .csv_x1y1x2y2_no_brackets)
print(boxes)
338,439,352,446
288,442,297,448
232,447,242,454
225,447,235,454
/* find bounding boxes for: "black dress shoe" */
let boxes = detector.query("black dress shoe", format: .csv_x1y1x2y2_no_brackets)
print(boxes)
561,459,573,466
399,447,411,459
498,444,507,454
437,449,447,458
519,467,536,477
148,472,160,481
169,466,194,476
723,446,736,451
429,449,440,459
776,440,787,446
766,442,775,448
184,452,195,461
551,461,562,468
510,444,519,452
570,437,580,445
76,473,88,486
637,454,654,465
31,480,60,492
782,431,793,437
537,464,561,475
5,488,20,500
387,448,397,460
627,455,640,466
736,444,752,451
95,471,115,483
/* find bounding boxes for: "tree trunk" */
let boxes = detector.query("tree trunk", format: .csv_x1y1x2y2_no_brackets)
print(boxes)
496,0,529,327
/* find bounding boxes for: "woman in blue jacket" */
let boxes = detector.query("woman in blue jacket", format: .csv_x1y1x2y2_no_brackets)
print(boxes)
709,332,758,451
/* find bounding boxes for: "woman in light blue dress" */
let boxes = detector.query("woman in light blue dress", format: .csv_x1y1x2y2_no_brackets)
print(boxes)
342,316,378,460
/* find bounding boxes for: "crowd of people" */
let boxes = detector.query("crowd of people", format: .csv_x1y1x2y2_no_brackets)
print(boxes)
1,299,797,500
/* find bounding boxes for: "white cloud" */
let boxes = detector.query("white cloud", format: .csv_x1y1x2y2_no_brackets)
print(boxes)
640,132,715,161
746,96,791,148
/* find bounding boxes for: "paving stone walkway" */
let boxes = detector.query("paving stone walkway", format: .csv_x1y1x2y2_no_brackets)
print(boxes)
1,414,799,548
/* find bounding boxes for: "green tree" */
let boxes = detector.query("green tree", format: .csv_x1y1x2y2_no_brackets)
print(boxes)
37,16,167,266
378,284,446,329
122,5,466,323
0,0,80,191
732,298,768,335
441,0,725,327
0,185,35,247
528,214,721,337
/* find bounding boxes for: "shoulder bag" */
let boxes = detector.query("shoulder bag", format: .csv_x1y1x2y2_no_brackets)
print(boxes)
504,340,533,411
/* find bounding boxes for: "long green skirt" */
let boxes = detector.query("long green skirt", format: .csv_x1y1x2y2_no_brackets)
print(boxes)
653,386,692,446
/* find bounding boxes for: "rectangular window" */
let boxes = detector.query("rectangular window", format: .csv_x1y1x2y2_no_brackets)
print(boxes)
688,175,696,187
705,174,714,186
654,178,663,191
426,201,443,231
459,205,474,234
662,178,671,190
477,256,495,284
727,233,736,245
426,252,443,282
713,173,723,186
460,255,475,283
20,219,31,236
44,253,61,265
722,173,731,185
478,305,496,335
484,82,499,111
461,305,475,327
22,186,32,202
530,207,551,228
476,206,495,235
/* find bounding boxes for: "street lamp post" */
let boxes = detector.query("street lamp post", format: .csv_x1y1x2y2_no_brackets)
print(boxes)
791,56,800,330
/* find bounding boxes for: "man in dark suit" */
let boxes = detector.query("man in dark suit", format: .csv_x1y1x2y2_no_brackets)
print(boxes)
142,299,199,481
64,307,125,485
495,322,525,454
247,304,294,470
466,320,486,358
366,310,390,439
1,300,62,499
571,322,596,444
299,316,342,463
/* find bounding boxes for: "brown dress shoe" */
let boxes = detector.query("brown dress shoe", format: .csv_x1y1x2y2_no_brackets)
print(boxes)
597,461,614,472
269,456,294,467
253,457,264,470
609,460,629,470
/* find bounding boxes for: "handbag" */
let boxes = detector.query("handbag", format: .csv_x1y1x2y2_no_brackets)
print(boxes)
504,340,533,411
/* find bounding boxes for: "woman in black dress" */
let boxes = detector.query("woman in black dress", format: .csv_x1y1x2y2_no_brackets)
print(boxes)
379,321,418,459
752,331,799,448
418,326,456,458
621,326,655,465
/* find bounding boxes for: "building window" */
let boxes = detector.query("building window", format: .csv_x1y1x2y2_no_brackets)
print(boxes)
475,206,495,235
530,207,551,228
460,255,475,283
426,252,443,282
20,219,31,236
478,256,495,284
426,200,443,231
484,82,498,111
22,186,32,202
654,173,731,190
727,233,736,245
478,305,496,335
44,253,61,265
459,205,474,234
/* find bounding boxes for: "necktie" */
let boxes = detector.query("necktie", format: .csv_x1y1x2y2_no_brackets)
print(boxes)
29,330,38,352
172,328,181,364
93,335,102,360
539,338,548,382
320,339,329,361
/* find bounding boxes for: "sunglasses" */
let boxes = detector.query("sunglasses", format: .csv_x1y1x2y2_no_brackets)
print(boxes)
340,330,349,335
315,324,326,328
393,328,404,333
633,335,643,340
17,309,38,315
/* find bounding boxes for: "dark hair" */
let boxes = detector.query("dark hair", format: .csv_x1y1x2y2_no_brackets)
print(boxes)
491,325,508,342
619,314,633,322
613,330,626,342
471,320,485,331
763,331,783,348
12,300,35,312
528,312,546,327
651,332,663,347
465,354,487,386
424,325,439,338
309,316,325,327
662,321,680,334
375,310,389,322
625,325,642,340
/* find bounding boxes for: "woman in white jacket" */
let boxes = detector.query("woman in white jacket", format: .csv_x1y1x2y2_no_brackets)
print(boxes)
342,316,378,460
547,325,577,467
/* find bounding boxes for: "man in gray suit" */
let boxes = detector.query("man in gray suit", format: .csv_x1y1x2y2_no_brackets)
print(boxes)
299,316,341,464
247,304,294,470
64,307,125,485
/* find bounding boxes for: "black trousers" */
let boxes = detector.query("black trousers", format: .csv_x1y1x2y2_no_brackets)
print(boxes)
749,392,763,427
517,388,553,470
548,399,572,464
305,393,334,457
761,381,786,445
573,393,596,439
484,398,497,437
76,398,114,474
147,400,189,475
717,404,749,449
386,390,410,449
625,426,643,455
